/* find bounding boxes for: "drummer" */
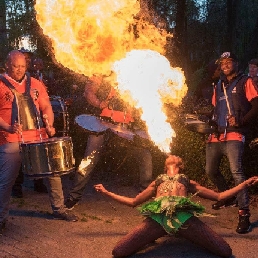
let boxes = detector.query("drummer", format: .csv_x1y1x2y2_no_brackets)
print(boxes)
65,73,154,210
0,50,77,235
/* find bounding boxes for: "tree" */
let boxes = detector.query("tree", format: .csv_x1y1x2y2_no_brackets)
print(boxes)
0,0,7,65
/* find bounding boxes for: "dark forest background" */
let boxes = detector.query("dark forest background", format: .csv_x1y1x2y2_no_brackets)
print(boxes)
1,0,258,191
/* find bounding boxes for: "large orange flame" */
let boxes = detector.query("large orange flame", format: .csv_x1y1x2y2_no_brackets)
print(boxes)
35,0,167,76
35,0,187,153
113,49,187,153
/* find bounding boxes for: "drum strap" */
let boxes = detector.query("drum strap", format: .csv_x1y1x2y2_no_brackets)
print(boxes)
0,73,43,129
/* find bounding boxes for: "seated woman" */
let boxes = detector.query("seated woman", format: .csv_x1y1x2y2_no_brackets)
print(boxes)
94,155,258,258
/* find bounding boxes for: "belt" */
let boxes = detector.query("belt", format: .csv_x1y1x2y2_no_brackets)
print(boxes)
207,132,245,143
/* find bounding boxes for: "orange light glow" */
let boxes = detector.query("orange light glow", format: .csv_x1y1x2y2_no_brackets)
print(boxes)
35,0,187,153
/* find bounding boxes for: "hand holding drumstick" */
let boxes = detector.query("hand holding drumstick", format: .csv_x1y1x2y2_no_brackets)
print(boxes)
43,114,56,137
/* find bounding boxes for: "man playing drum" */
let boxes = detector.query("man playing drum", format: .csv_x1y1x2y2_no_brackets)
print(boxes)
0,50,77,235
65,74,153,209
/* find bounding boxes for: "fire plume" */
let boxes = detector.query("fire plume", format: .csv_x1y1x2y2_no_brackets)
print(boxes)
113,50,187,153
35,0,167,76
35,0,188,153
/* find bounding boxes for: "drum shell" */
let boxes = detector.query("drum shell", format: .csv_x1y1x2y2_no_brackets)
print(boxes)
185,114,216,134
21,136,74,178
185,123,216,134
133,130,153,149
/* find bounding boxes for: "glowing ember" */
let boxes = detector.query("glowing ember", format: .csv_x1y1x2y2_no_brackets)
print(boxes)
77,151,96,176
35,0,188,153
113,50,187,153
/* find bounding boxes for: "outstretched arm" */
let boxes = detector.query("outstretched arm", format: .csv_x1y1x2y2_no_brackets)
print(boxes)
94,181,156,207
84,78,109,109
189,176,258,201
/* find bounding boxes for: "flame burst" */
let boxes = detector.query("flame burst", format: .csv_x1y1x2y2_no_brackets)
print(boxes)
113,50,187,153
35,0,187,153
35,0,167,76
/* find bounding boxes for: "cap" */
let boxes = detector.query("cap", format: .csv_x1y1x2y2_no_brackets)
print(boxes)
19,47,33,55
216,52,238,64
248,58,258,66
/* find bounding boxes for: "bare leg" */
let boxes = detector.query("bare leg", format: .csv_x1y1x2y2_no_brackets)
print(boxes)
177,216,232,258
112,217,166,257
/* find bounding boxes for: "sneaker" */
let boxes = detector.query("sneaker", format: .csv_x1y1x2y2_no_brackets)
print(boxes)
65,198,79,210
212,197,237,210
0,221,6,235
236,210,251,234
12,185,23,198
53,211,78,222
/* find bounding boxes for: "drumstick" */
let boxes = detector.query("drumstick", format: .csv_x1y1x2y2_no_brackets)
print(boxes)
222,82,232,116
43,114,50,127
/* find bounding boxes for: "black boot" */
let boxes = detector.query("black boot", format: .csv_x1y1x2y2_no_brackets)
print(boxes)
236,209,251,234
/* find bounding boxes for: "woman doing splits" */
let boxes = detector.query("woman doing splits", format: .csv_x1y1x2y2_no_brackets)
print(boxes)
94,155,258,257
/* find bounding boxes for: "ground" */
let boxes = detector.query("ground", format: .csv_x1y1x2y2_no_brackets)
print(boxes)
1,173,258,258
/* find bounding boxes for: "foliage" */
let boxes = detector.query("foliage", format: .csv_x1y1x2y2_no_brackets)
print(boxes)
6,0,36,49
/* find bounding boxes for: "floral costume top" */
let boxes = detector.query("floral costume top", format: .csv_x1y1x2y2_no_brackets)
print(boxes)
138,174,206,234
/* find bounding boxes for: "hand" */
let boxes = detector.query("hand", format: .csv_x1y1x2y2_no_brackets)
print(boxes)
94,184,107,194
99,100,108,109
227,115,239,127
7,122,22,134
46,125,56,137
245,176,258,187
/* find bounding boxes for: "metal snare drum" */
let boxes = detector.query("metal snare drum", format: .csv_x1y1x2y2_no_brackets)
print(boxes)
21,136,74,178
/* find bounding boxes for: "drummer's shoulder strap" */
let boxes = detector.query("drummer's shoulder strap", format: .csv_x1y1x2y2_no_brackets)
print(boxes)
0,74,16,91
25,72,31,94
0,74,19,124
0,72,31,93
0,73,32,101
0,73,42,126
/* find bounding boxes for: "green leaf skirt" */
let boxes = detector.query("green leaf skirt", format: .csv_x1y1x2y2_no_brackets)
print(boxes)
138,196,207,234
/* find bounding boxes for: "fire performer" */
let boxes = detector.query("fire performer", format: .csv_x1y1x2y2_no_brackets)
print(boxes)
65,74,153,209
0,50,77,235
94,155,258,258
205,52,258,234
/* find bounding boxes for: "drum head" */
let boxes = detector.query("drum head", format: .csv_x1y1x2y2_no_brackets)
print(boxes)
75,114,108,133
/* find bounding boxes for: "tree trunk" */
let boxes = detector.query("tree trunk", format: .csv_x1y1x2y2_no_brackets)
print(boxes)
174,0,188,75
0,0,7,66
226,0,239,51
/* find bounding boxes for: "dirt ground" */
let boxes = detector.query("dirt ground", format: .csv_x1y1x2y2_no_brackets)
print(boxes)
1,173,258,258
